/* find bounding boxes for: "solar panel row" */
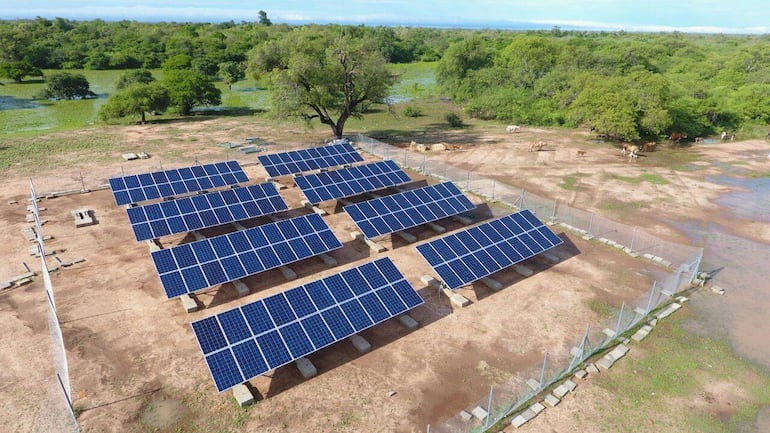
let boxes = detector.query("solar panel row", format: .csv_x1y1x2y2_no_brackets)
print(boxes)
416,209,563,290
295,160,411,205
152,213,342,298
126,183,288,242
344,181,475,239
109,161,249,206
257,143,364,177
191,257,423,392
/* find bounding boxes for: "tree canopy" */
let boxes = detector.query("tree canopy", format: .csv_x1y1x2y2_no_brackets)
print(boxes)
42,72,95,100
161,69,221,115
0,60,43,83
99,81,169,124
250,27,395,138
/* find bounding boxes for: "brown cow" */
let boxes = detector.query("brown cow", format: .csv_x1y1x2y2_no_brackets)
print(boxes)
529,141,546,152
642,142,657,151
668,132,687,143
576,150,587,159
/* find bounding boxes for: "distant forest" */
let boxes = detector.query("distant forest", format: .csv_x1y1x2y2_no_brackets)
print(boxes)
2,18,770,140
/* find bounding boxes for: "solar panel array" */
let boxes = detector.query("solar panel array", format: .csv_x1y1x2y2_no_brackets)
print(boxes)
258,143,364,177
295,160,411,204
126,183,288,242
152,213,343,298
344,182,476,239
416,209,563,290
109,161,249,206
191,257,423,392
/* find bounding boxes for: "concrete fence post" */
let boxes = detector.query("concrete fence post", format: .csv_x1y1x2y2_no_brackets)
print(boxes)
520,190,525,209
587,214,594,237
539,352,548,391
491,181,496,200
615,301,626,337
466,171,471,190
630,227,638,252
485,386,494,428
645,281,658,314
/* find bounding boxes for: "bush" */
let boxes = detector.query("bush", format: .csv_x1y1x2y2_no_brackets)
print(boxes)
403,105,423,117
445,112,464,127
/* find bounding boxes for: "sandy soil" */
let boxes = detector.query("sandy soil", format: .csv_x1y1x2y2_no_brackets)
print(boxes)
2,118,769,433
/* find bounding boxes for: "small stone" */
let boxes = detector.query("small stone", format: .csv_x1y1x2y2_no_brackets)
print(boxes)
388,391,397,397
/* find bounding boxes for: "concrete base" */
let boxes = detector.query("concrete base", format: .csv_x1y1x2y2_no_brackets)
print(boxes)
543,393,561,407
459,410,473,422
542,252,560,264
421,275,439,287
192,231,206,241
471,406,489,421
279,266,297,281
632,324,653,342
513,264,533,277
72,208,95,227
146,239,161,252
574,369,588,380
348,334,371,354
397,314,418,330
452,215,473,225
442,288,471,308
180,294,199,313
393,231,417,243
552,380,576,398
233,280,250,297
302,200,327,216
318,253,337,267
585,363,600,375
232,384,255,407
656,302,681,320
526,378,540,391
351,231,387,253
232,222,247,231
602,328,617,338
427,222,446,234
295,357,317,379
480,277,502,292
269,179,287,190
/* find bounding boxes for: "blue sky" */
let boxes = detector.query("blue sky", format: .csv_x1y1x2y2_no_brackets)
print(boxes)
1,1,769,34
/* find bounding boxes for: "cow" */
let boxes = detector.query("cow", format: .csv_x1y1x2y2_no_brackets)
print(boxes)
622,144,640,160
507,125,520,133
529,141,546,152
694,137,704,143
576,150,587,159
668,132,687,143
721,131,728,141
642,142,657,152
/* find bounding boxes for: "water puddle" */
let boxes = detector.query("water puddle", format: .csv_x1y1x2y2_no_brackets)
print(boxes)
707,175,770,222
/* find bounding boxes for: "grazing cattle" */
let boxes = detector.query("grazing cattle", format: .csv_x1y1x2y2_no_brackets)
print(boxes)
668,132,687,143
576,150,587,159
642,142,657,152
694,137,704,143
721,131,728,140
622,144,640,160
529,141,546,152
731,134,735,142
506,125,520,133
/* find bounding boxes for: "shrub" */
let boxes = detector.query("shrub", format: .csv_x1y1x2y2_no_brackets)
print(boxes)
445,112,464,127
403,105,423,117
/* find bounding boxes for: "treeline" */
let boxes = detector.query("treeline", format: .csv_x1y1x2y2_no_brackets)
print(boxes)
437,30,770,140
0,17,454,70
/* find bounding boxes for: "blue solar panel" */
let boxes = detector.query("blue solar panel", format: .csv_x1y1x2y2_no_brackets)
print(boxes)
295,160,411,204
344,182,475,238
416,209,563,290
258,143,364,177
126,183,288,241
152,213,342,298
109,161,249,206
191,257,423,392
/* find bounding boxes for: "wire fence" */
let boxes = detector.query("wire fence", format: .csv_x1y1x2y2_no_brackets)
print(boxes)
29,180,80,433
355,134,702,433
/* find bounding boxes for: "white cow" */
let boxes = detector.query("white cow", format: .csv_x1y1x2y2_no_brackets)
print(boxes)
506,125,520,133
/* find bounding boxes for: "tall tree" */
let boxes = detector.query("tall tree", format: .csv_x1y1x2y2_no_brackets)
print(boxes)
258,10,272,26
250,28,395,138
43,72,95,100
0,61,43,83
162,69,221,115
218,61,245,90
116,69,155,90
99,82,170,124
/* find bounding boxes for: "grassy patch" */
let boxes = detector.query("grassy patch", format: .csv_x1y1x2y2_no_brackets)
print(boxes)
559,175,587,191
590,311,770,433
615,175,642,184
586,298,616,317
639,173,670,185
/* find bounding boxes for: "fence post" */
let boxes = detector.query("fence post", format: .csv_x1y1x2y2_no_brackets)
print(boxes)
56,373,75,418
569,325,590,370
491,181,496,200
689,248,704,285
630,227,638,252
539,352,548,390
551,200,558,222
614,301,625,337
645,280,658,314
466,171,471,190
519,190,525,209
484,386,494,428
587,214,594,237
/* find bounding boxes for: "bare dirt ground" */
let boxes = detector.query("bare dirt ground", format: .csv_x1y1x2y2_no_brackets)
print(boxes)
2,118,769,433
